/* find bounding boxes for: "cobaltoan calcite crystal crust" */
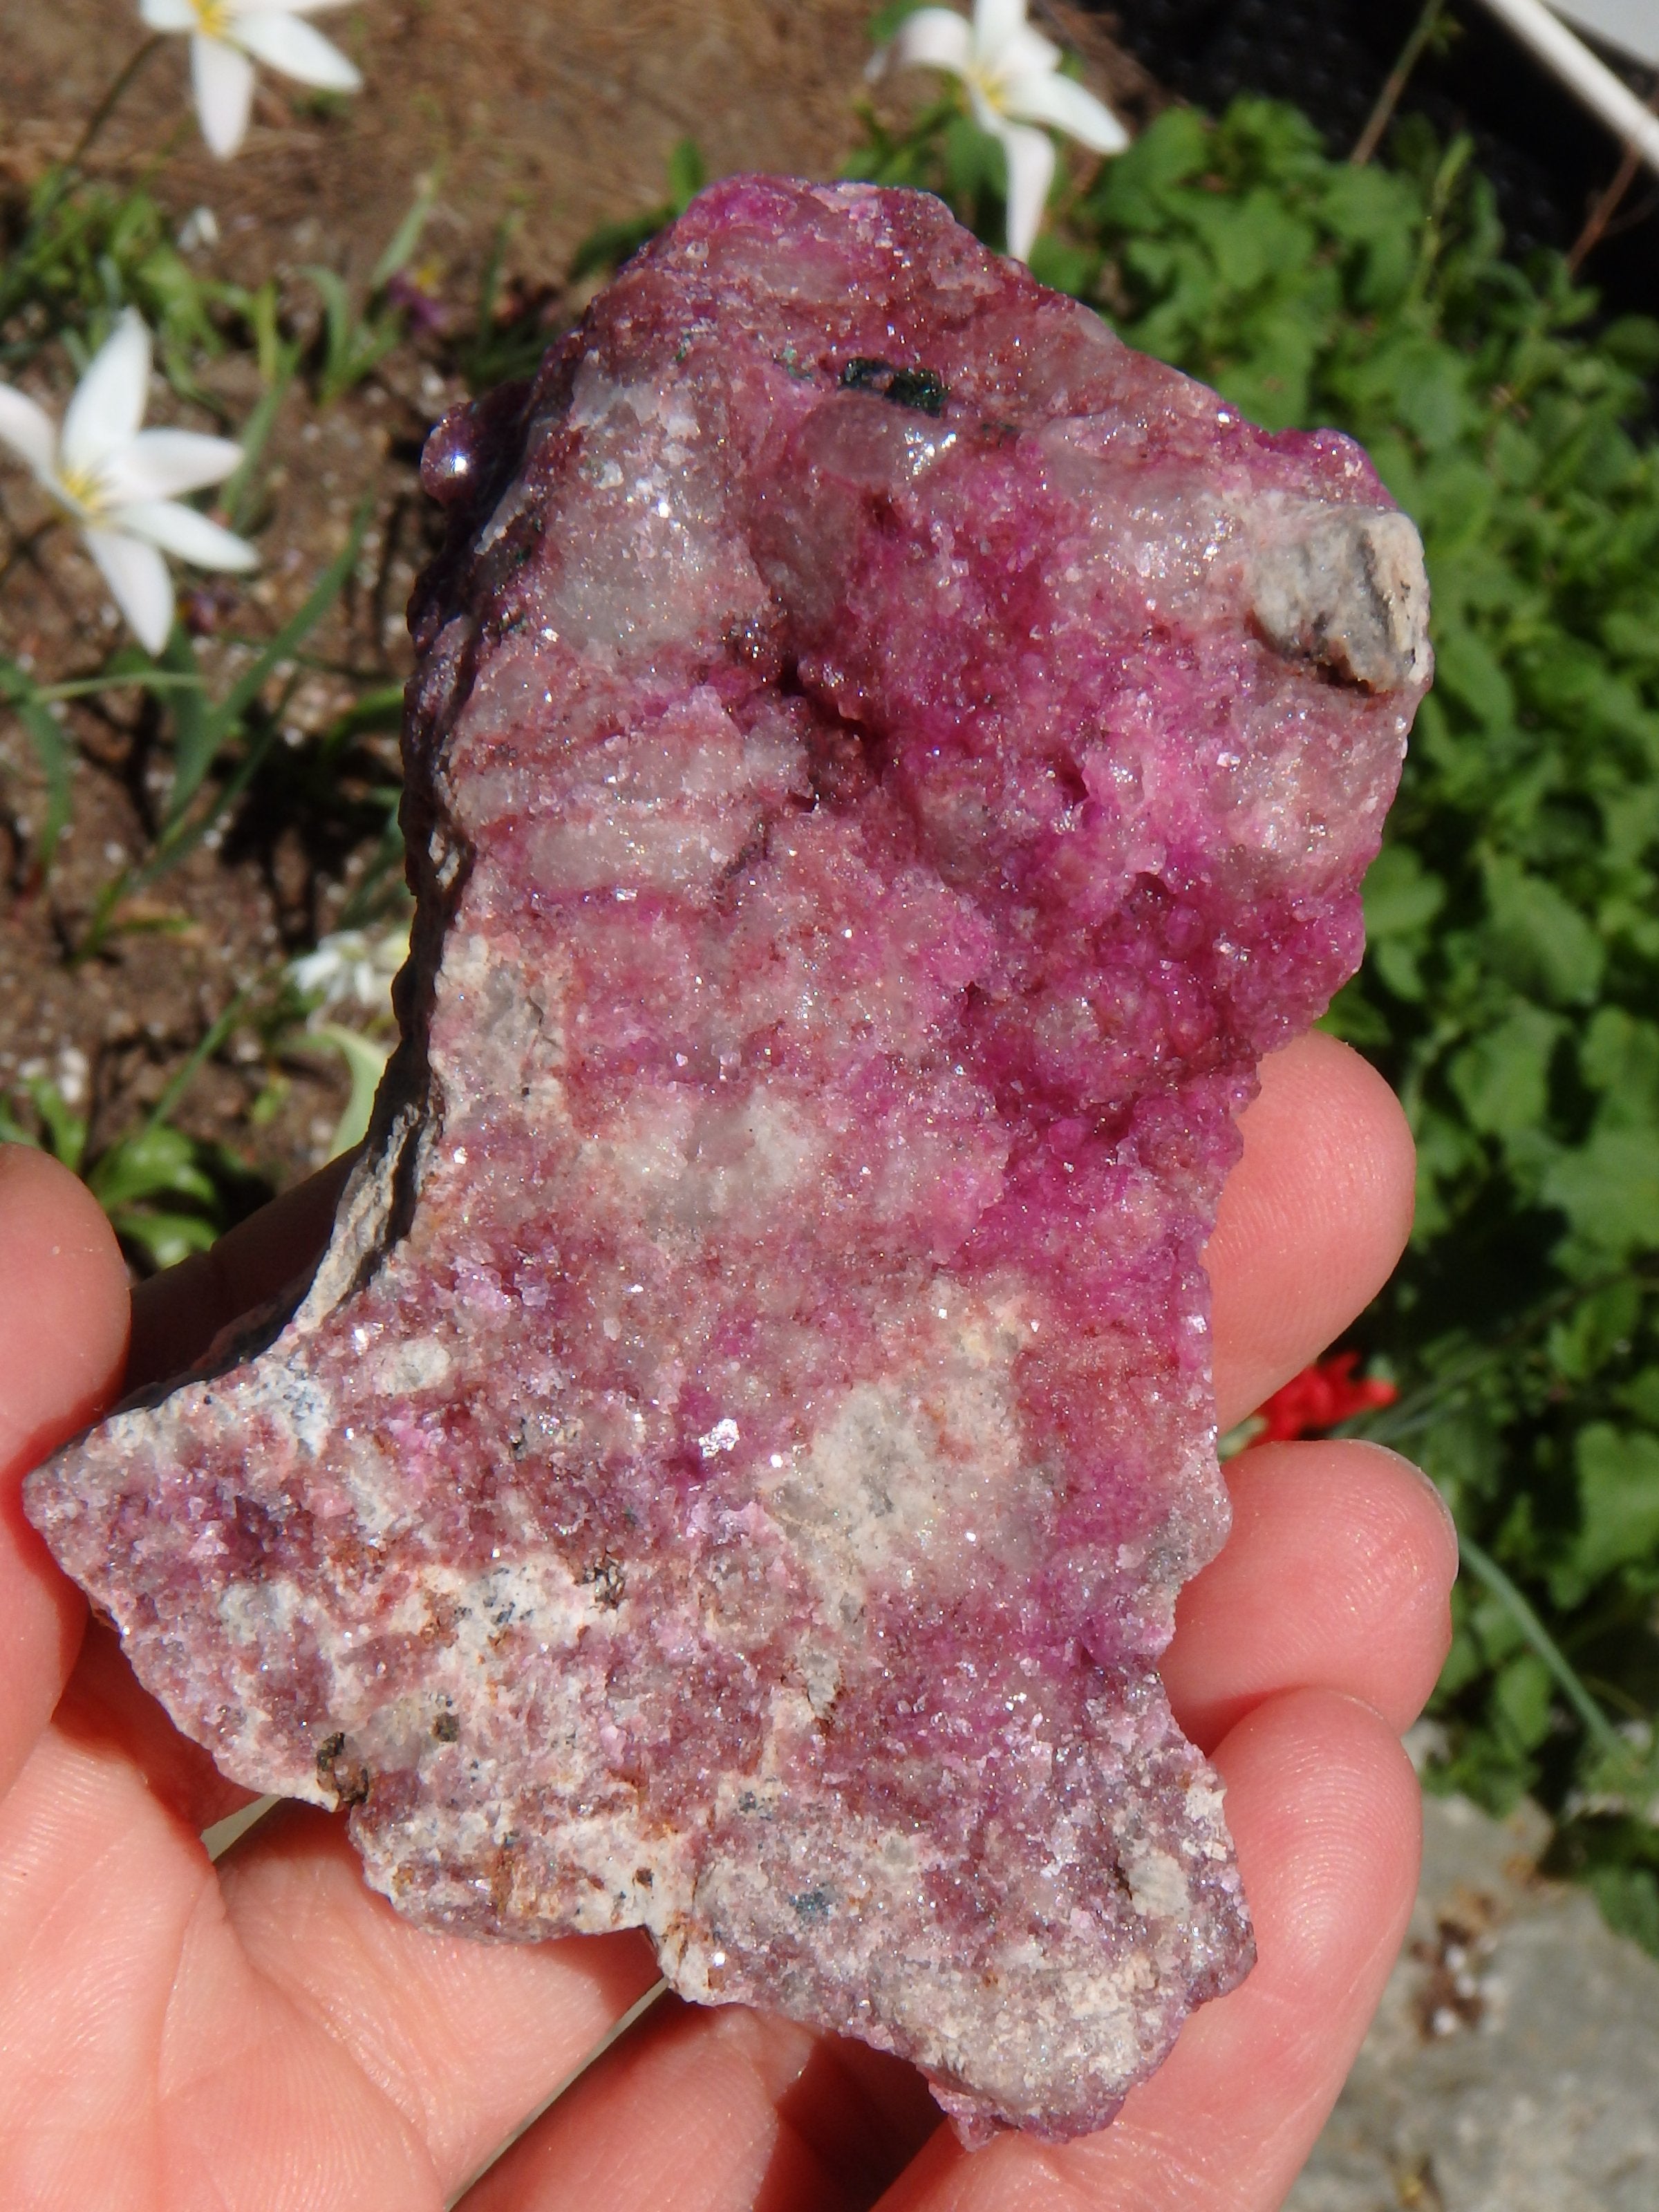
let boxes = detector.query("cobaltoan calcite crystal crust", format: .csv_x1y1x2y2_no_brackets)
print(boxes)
27,179,1430,2141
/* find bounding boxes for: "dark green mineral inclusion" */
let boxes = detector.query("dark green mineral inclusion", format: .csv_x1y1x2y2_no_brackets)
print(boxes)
838,357,948,416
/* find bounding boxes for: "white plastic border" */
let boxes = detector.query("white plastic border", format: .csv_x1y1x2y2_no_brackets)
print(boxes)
1479,0,1659,174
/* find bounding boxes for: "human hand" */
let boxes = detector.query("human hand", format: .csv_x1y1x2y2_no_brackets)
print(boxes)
0,1030,1453,2211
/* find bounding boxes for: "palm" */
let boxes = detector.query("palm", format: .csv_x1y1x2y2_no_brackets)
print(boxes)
0,1033,1453,2212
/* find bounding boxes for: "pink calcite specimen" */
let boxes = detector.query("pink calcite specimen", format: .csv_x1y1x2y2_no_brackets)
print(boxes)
26,178,1430,2141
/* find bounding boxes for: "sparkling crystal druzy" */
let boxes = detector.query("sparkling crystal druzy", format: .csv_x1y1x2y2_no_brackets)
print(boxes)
28,179,1430,2141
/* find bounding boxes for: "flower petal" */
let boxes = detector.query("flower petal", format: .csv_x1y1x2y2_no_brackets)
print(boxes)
83,528,175,655
59,308,151,479
140,0,198,28
1002,68,1128,153
104,428,244,502
0,384,60,482
231,11,362,89
193,32,256,157
974,0,1053,69
885,7,973,76
226,0,354,13
992,21,1058,79
113,500,259,571
995,120,1055,262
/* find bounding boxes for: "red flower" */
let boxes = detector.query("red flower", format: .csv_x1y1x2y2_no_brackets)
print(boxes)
1248,1351,1398,1447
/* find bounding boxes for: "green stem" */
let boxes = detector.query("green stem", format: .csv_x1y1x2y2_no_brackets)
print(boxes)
35,671,206,703
1341,1264,1659,1448
1352,0,1448,166
1456,1531,1632,1770
64,35,164,170
142,987,252,1138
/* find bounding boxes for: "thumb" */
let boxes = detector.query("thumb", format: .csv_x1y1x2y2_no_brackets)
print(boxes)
0,1143,130,1797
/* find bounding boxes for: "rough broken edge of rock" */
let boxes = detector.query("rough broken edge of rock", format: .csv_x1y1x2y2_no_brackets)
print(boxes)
26,176,1432,2146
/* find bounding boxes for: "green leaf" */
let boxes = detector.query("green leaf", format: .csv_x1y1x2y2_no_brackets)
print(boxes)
109,1208,220,1272
24,1078,86,1172
1618,1367,1659,1427
867,0,930,42
1091,106,1210,231
1319,977,1393,1047
1492,1651,1555,1750
1587,1868,1659,1958
1025,234,1096,298
220,365,295,536
368,171,440,292
312,1024,391,1156
1481,855,1606,1007
1447,1002,1560,1138
1434,625,1516,729
665,138,706,213
88,1125,216,1212
155,502,371,843
1362,843,1447,937
1547,1278,1642,1383
157,625,216,825
1580,1009,1659,1130
1568,1423,1659,1592
0,655,74,868
1541,1130,1659,1258
0,1098,39,1146
1600,315,1659,373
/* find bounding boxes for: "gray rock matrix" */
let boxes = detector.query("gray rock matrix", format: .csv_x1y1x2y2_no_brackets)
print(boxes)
1291,1792,1659,2211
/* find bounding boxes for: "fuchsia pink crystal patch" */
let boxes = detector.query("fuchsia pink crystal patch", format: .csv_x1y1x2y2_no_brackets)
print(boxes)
26,178,1430,2141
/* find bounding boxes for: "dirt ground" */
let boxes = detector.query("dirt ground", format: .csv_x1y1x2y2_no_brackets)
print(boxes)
0,0,893,1213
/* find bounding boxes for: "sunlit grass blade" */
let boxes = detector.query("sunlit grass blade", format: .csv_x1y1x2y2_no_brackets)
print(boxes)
219,364,296,535
370,171,440,292
1456,1529,1634,1771
0,653,74,868
159,500,372,836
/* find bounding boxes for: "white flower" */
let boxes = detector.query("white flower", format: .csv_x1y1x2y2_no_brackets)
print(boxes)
140,0,363,160
0,309,255,655
289,920,409,1018
872,0,1128,261
176,205,221,252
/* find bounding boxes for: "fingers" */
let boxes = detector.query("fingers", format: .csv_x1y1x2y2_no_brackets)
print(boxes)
126,1150,353,1393
0,1713,440,2210
1161,1440,1456,1753
216,1805,664,2197
0,1665,664,2211
0,1144,129,1797
1207,1033,1415,1432
881,1691,1421,2212
55,1618,259,1835
460,1992,941,2212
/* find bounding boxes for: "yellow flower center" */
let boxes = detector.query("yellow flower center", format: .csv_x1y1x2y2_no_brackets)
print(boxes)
966,60,1012,115
191,0,232,37
55,465,106,523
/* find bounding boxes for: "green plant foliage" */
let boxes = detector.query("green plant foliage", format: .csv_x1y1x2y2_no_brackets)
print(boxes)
305,175,438,406
0,1074,269,1273
0,174,221,380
